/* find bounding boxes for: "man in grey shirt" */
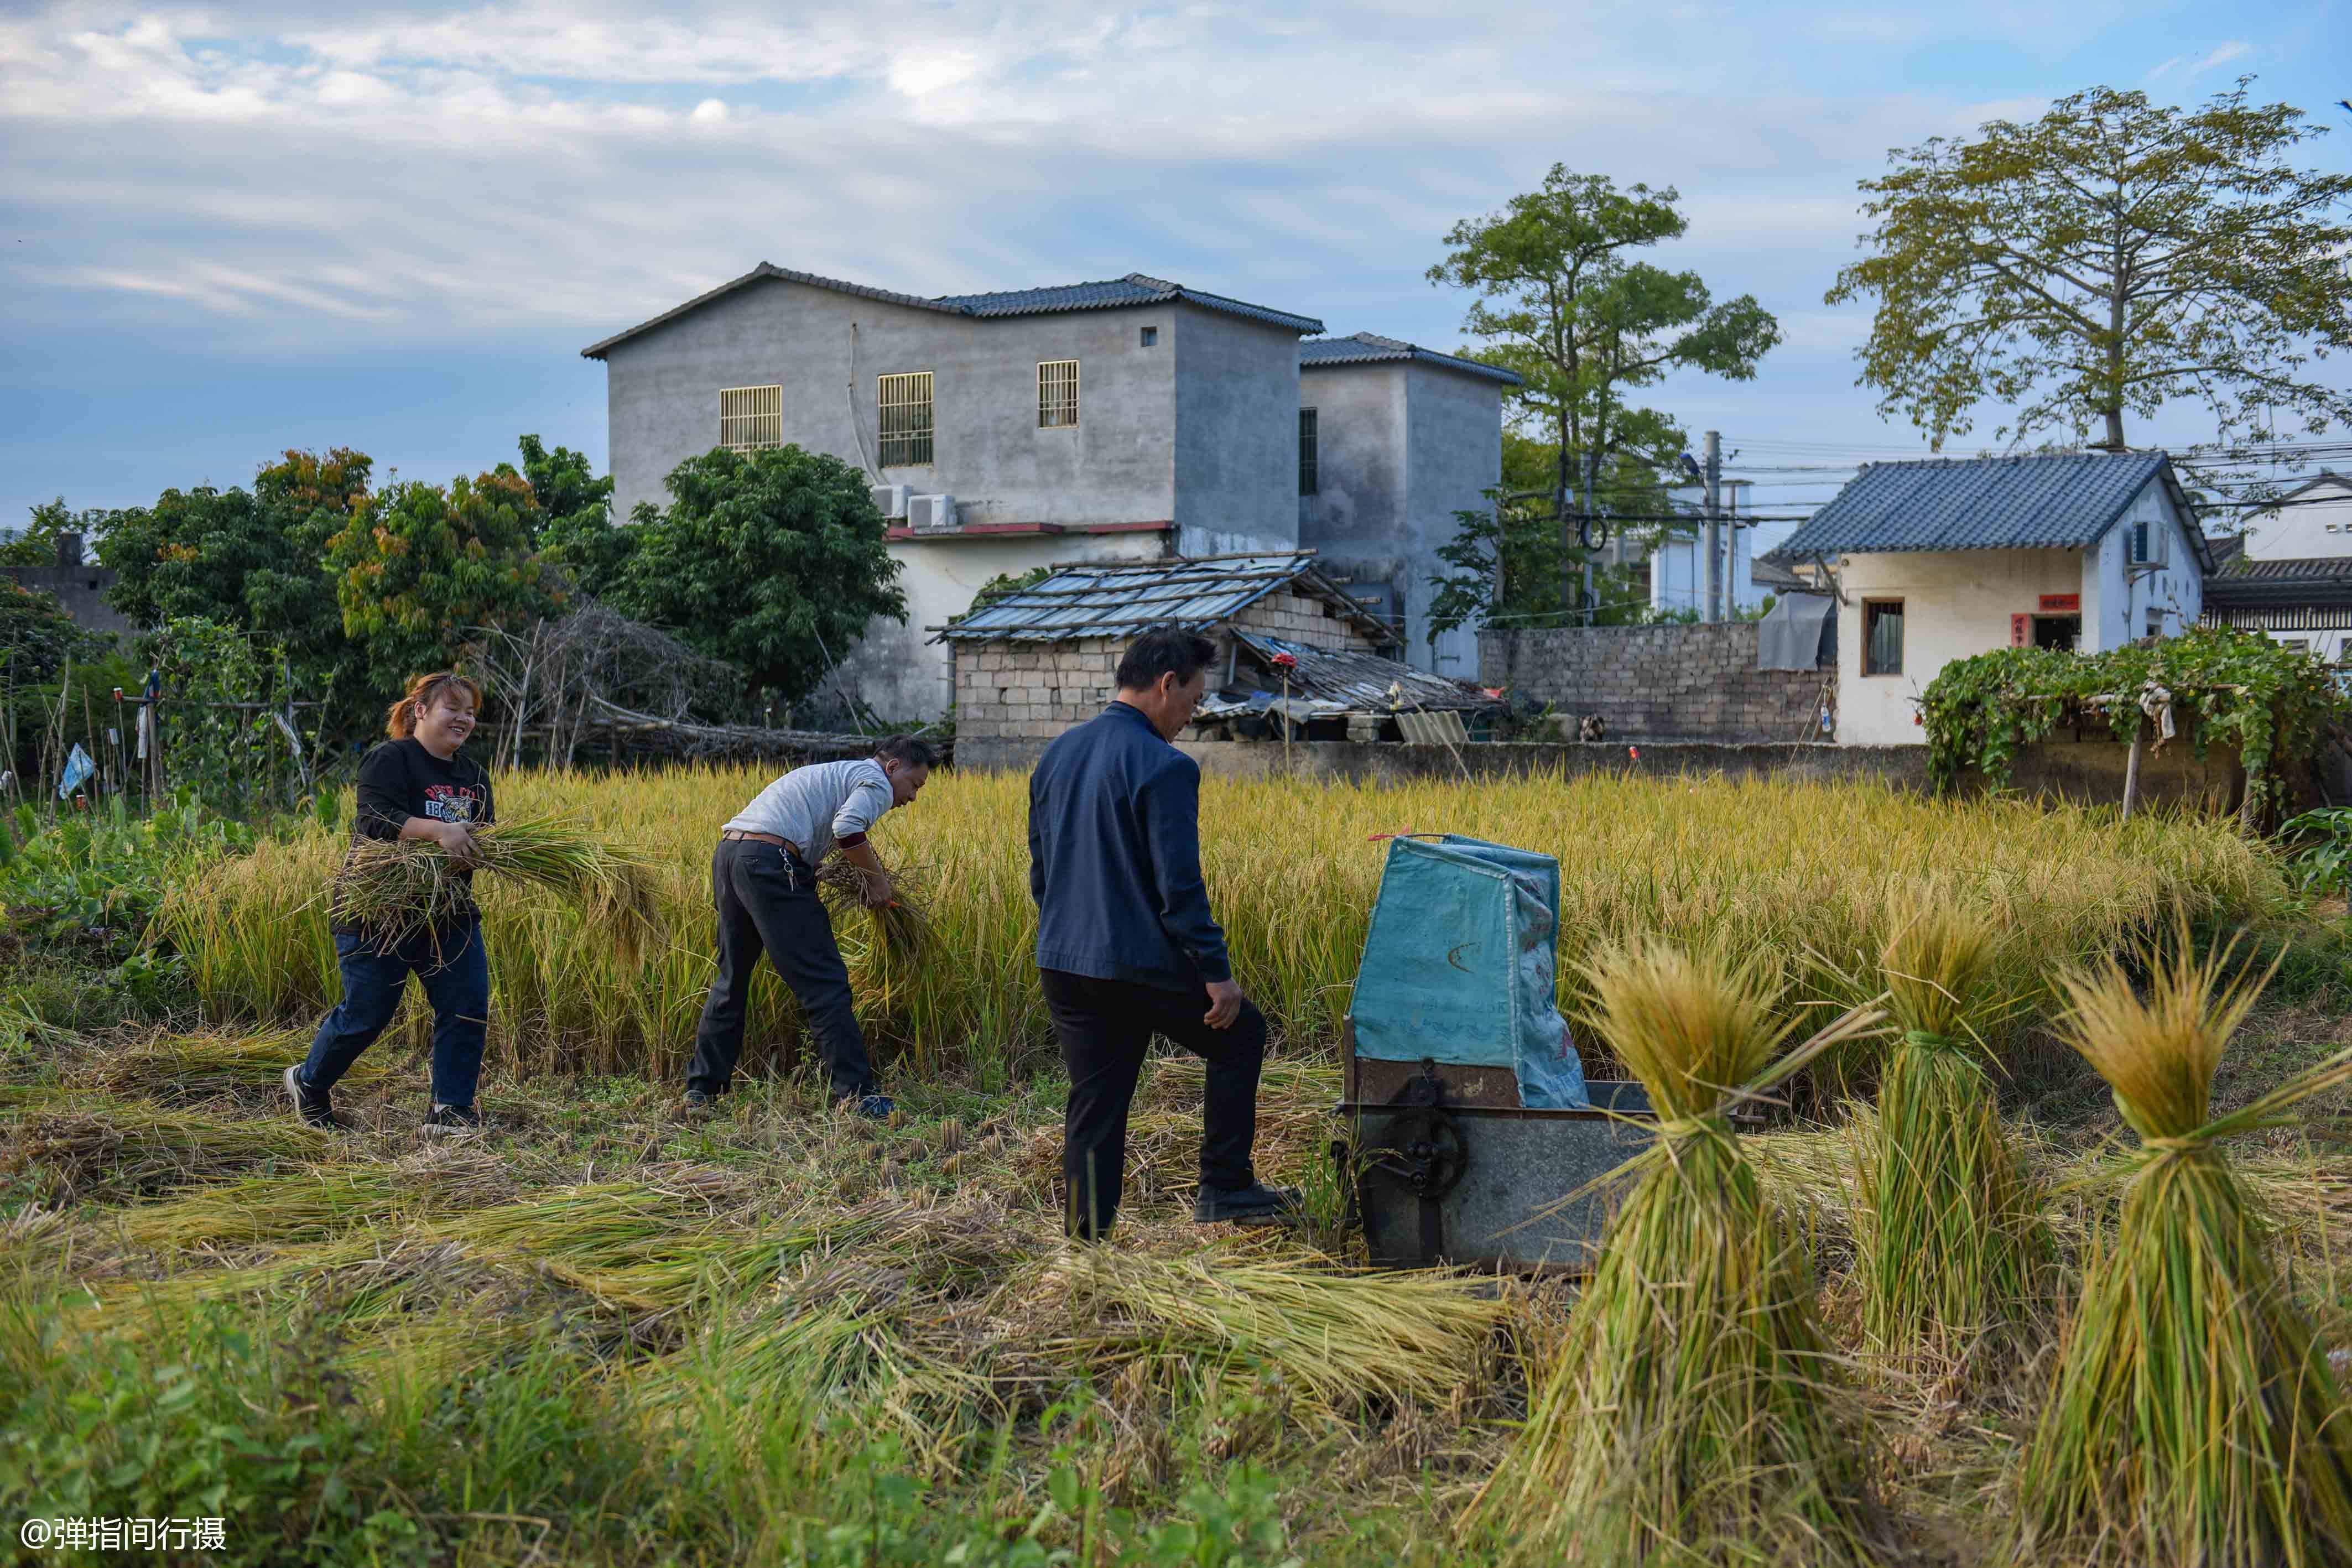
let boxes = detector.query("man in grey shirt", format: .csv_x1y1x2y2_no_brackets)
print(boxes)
684,735,935,1118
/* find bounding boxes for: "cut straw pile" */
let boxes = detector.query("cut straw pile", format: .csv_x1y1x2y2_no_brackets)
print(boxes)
1862,896,2048,1364
2017,937,2352,1566
1471,940,1883,1567
331,814,659,959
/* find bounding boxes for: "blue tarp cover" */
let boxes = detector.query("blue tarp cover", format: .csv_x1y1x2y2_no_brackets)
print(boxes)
1351,835,1590,1109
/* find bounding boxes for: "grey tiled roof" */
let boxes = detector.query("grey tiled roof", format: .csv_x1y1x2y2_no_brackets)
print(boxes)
933,551,1389,644
583,264,1319,357
1776,451,2177,558
939,273,1324,334
1299,332,1522,386
1230,632,1496,711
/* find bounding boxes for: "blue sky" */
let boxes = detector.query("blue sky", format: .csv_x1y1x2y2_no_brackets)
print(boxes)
3,1,2348,554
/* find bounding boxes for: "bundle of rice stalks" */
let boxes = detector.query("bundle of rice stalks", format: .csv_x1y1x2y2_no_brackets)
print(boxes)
2016,939,2352,1566
1862,897,2049,1362
1006,1238,1510,1420
332,814,659,959
79,1029,382,1104
1472,939,1883,1567
107,1166,401,1250
1,1101,330,1203
815,852,934,971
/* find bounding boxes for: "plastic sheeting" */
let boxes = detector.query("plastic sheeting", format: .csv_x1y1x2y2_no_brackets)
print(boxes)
1351,835,1590,1109
1757,591,1835,670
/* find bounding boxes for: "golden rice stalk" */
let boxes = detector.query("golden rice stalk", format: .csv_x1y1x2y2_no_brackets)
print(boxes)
1471,939,1884,1567
815,852,935,971
330,814,660,961
1863,897,2049,1362
1,1101,331,1203
77,1028,384,1103
2016,939,2352,1567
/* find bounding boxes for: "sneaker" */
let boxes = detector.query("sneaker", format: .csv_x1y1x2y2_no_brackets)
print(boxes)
1194,1182,1302,1226
283,1064,350,1131
422,1103,484,1137
681,1088,721,1116
855,1093,896,1122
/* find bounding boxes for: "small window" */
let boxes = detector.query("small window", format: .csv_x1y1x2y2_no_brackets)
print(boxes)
1298,409,1319,497
1139,326,1157,347
1862,599,1903,676
2145,609,2163,640
719,385,782,451
1038,360,1079,428
877,372,934,467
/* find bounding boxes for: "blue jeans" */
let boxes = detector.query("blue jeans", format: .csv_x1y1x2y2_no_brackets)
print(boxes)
301,920,491,1108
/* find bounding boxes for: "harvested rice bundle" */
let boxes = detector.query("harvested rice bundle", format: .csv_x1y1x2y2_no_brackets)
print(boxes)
1862,897,2049,1362
1473,939,1883,1567
2017,939,2352,1567
1,1101,330,1202
815,852,935,968
332,814,659,960
79,1028,382,1103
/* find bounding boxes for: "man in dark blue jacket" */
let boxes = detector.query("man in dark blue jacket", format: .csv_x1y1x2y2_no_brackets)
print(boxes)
1029,624,1296,1240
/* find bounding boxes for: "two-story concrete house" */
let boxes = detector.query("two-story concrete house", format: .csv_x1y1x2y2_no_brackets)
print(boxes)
580,264,1516,719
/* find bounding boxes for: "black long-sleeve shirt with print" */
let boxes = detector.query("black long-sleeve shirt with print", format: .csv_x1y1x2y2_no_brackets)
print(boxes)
330,737,495,935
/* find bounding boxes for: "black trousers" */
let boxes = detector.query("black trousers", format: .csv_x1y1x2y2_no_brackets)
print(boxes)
1040,968,1265,1241
688,838,876,1102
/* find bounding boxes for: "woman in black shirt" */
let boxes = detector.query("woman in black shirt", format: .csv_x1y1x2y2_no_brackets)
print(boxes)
284,671,496,1135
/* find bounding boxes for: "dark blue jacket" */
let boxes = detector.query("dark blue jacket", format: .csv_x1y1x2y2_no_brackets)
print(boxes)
1028,701,1230,989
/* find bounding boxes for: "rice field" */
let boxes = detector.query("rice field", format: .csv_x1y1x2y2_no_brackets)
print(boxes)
155,764,2284,1083
8,765,2350,1565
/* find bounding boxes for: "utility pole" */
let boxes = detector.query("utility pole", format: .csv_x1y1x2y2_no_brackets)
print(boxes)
1701,430,1722,622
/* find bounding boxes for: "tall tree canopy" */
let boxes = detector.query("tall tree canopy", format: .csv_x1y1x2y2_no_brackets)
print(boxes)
1427,165,1777,622
325,468,559,695
1827,80,2352,451
608,445,904,704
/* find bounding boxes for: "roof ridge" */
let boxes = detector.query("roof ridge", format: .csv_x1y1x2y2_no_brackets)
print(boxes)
1122,272,1182,293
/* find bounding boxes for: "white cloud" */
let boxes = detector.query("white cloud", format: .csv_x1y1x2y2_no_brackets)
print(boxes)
2188,40,2251,76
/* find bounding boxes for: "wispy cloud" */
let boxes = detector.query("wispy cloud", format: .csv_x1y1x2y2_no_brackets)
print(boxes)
2187,40,2251,76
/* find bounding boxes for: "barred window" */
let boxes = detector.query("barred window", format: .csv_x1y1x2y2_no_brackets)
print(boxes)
1298,408,1319,496
878,372,934,467
1038,360,1079,428
719,385,782,451
1863,600,1903,676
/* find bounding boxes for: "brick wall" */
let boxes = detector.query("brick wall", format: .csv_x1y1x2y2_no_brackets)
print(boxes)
1478,622,1832,742
1226,590,1380,650
955,590,1380,743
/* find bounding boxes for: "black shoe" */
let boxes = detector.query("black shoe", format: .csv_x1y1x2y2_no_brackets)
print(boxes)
681,1088,720,1116
422,1103,484,1138
1194,1182,1302,1225
283,1064,350,1131
853,1093,896,1122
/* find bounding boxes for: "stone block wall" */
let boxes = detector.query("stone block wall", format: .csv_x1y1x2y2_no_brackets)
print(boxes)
954,590,1380,742
1479,622,1831,742
1227,589,1380,650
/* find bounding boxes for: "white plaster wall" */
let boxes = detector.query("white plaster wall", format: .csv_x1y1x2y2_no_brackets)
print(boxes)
825,531,1172,722
2242,478,2352,560
2083,481,2202,652
1835,548,2088,746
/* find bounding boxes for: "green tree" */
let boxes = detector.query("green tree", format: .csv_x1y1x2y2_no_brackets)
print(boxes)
101,450,367,667
1827,80,2352,452
1429,164,1780,616
608,445,904,702
1,581,92,684
326,469,559,693
3,499,107,569
526,433,637,597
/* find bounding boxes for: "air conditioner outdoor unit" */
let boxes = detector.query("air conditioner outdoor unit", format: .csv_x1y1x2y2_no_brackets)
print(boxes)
870,483,911,519
907,493,958,533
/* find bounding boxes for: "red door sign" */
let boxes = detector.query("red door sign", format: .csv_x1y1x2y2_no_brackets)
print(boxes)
2012,613,2029,647
2038,593,2080,613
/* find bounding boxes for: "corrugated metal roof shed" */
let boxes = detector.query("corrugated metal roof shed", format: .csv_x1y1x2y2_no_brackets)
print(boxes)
1231,632,1496,712
1776,451,2182,558
933,552,1390,644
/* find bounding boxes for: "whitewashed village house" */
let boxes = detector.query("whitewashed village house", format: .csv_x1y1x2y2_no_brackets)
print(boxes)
2202,473,2352,663
579,264,1517,721
1770,452,2210,746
